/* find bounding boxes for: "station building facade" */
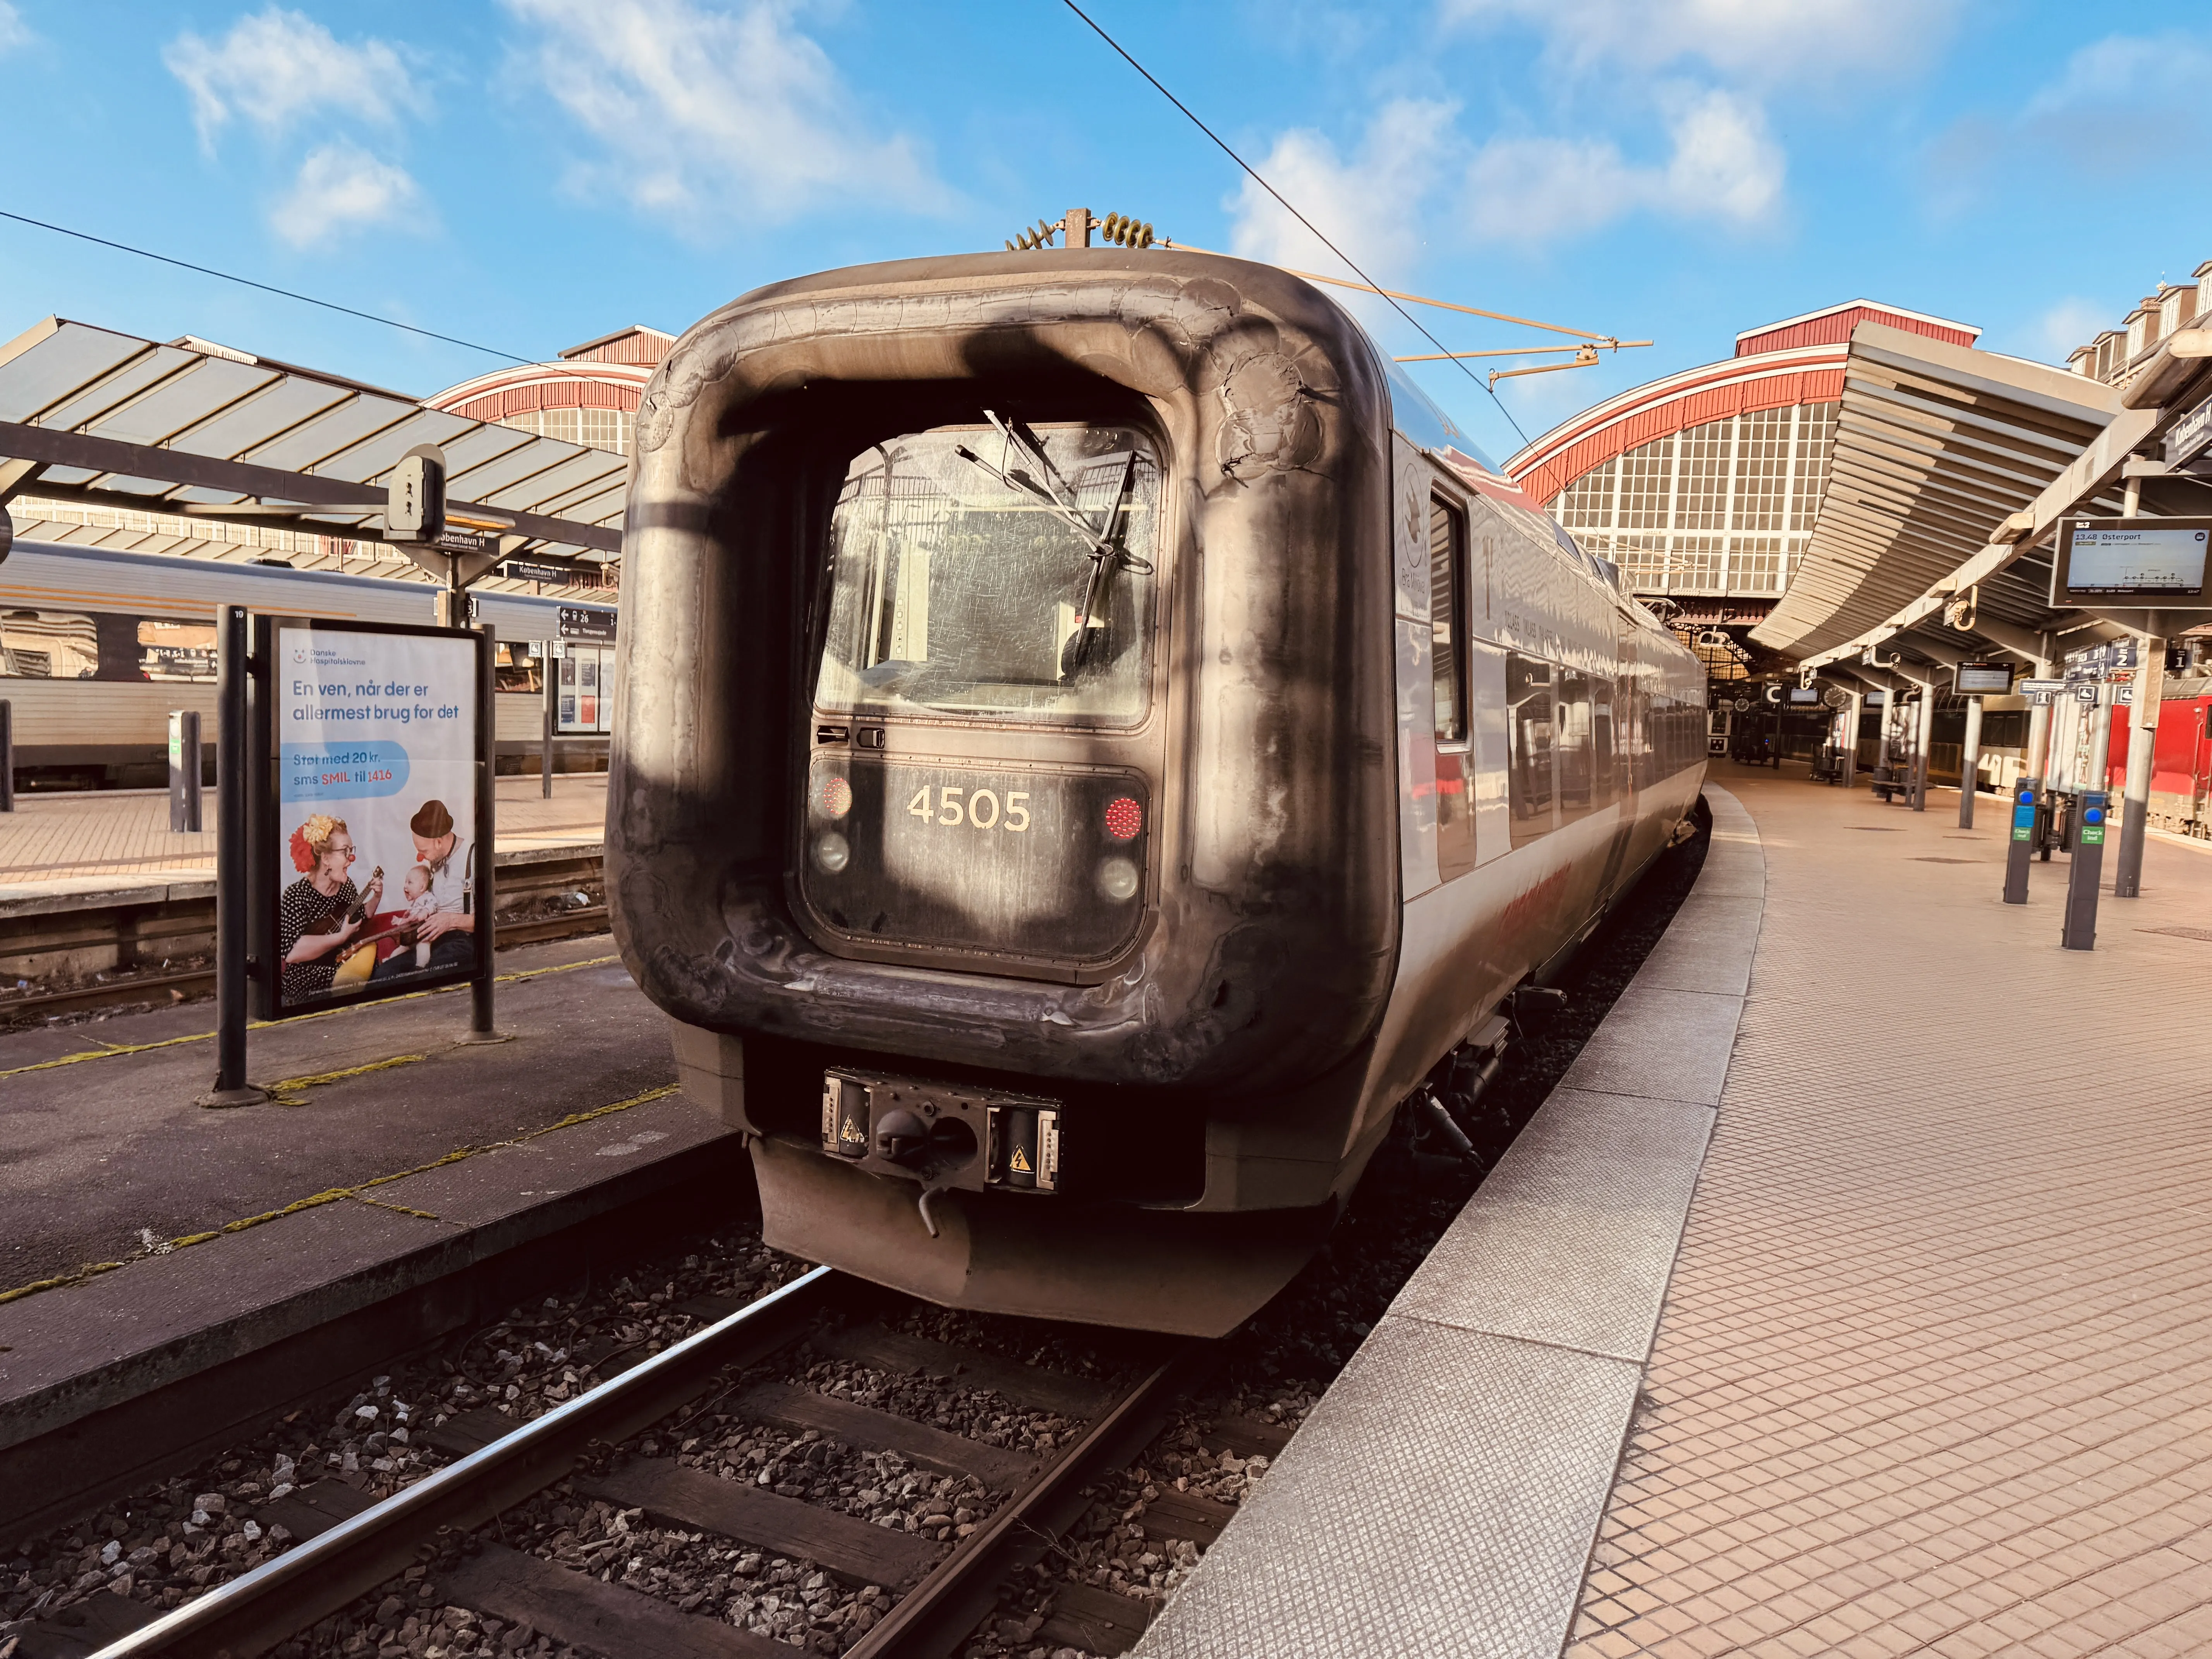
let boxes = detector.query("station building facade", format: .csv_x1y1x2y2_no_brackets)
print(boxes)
425,325,673,462
1503,303,1981,642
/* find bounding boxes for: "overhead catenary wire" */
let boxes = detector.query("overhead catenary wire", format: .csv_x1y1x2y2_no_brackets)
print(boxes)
1058,0,1531,448
0,209,535,366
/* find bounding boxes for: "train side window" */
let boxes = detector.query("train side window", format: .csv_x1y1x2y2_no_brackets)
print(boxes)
1506,654,1556,846
1593,676,1618,807
1558,669,1593,822
1429,496,1468,746
0,610,98,679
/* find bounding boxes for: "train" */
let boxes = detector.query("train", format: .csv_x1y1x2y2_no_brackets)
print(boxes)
609,249,1709,1336
0,538,617,790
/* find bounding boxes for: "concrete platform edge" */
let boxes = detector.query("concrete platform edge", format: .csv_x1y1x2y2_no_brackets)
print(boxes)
1133,785,1763,1659
0,1096,737,1453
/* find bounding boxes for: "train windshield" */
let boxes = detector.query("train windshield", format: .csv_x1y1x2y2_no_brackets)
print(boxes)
814,421,1160,725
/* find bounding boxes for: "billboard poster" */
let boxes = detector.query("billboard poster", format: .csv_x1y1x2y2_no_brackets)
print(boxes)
266,620,485,1017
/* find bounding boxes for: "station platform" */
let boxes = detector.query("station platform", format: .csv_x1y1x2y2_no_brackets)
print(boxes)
1139,767,2212,1659
0,773,609,900
0,929,738,1539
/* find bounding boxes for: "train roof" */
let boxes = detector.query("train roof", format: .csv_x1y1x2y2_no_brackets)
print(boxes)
0,535,614,640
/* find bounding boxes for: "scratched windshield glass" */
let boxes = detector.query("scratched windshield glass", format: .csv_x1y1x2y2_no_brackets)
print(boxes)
814,421,1160,725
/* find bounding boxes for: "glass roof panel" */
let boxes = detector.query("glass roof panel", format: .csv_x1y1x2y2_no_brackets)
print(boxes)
537,479,625,525
88,357,279,447
481,450,623,512
168,376,354,460
0,323,151,424
436,423,535,472
447,438,586,501
244,395,414,472
314,409,475,483
33,347,196,433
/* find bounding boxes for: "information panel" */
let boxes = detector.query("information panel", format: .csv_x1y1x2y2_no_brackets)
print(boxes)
262,619,486,1017
1954,661,2016,694
2054,517,2212,603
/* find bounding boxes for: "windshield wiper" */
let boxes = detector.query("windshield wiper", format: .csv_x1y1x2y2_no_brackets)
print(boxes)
951,415,1151,673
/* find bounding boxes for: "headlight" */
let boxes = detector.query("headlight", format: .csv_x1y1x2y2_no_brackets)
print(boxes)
813,831,851,873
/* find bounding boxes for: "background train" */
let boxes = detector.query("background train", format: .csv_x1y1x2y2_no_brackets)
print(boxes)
609,248,1708,1336
0,538,618,790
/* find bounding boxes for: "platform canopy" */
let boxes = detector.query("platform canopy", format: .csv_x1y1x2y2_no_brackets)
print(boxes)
0,318,627,566
1751,325,2127,665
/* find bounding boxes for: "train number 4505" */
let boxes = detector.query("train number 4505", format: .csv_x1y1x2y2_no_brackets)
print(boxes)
908,785,1030,831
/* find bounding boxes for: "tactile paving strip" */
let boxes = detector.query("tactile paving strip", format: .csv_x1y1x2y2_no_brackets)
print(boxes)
1133,1319,1642,1659
1136,787,1762,1659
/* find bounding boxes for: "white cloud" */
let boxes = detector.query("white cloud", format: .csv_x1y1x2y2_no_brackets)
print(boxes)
2025,31,2212,117
1441,0,1963,84
165,7,423,148
2032,299,2108,366
1228,99,1460,275
0,2,32,55
272,142,425,248
1467,88,1781,248
500,0,949,224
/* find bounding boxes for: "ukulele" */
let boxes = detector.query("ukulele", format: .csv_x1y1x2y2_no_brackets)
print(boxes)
309,866,384,934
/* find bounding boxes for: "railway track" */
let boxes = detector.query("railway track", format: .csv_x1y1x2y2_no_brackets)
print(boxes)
65,1269,1233,1659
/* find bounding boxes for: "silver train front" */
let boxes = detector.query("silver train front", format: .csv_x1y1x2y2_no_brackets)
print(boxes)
609,249,1705,1335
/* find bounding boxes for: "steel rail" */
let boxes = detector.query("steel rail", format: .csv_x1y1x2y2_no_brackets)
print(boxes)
848,1337,1218,1659
88,1265,842,1659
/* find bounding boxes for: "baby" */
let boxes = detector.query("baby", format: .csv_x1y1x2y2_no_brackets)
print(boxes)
402,865,440,968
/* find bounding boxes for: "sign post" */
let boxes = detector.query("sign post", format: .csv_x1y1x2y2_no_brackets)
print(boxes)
2003,777,2039,905
168,709,204,832
0,699,13,813
203,604,261,1106
2061,788,2109,950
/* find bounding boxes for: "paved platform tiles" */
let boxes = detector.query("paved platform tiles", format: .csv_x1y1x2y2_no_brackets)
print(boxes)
1140,767,2212,1659
1569,765,2212,1659
0,772,609,895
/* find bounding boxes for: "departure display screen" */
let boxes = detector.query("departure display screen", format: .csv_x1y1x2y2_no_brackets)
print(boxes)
1954,662,2015,694
2056,517,2212,601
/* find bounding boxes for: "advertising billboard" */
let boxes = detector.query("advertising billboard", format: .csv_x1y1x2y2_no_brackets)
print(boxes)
2053,518,2212,603
259,618,487,1017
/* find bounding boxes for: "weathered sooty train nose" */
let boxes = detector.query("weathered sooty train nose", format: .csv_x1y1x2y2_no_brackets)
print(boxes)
607,247,1702,1333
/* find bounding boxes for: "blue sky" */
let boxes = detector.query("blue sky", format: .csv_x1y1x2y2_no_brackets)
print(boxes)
0,1,2205,462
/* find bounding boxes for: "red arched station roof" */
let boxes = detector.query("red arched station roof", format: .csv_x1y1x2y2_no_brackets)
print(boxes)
1504,301,1979,508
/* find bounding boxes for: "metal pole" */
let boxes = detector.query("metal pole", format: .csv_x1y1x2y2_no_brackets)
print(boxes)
2087,682,2114,799
541,642,555,800
1959,696,1982,828
2114,634,2162,898
2026,633,2055,780
470,622,498,1039
1911,686,1935,810
1841,690,1861,790
207,604,261,1104
0,698,12,812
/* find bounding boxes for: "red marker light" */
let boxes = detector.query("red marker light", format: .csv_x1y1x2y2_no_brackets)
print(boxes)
1104,796,1143,841
821,776,853,819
